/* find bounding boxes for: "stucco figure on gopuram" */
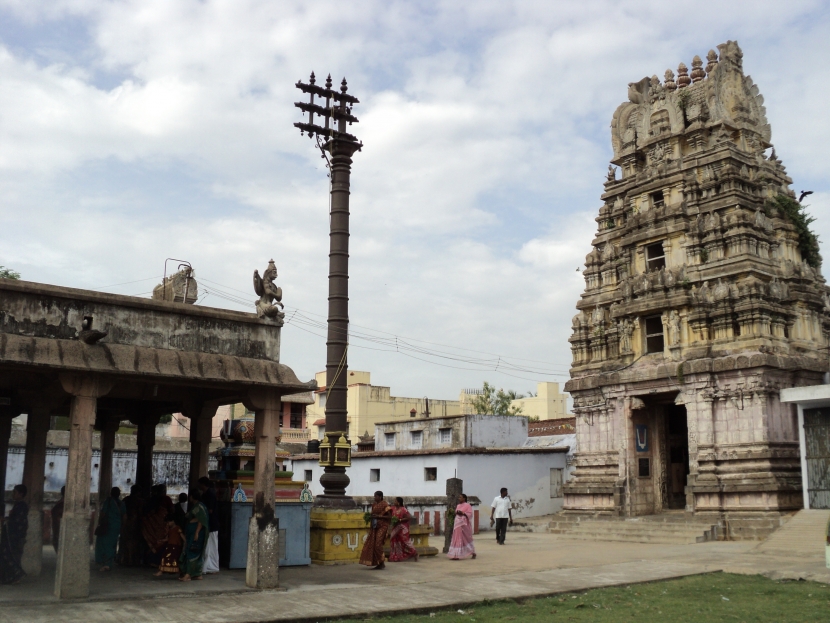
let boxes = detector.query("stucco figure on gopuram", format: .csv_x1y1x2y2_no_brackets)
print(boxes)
563,41,830,524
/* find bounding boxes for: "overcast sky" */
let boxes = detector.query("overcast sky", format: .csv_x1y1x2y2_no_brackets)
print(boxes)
1,1,828,401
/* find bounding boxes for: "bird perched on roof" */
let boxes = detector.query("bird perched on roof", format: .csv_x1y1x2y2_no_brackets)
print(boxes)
79,329,108,345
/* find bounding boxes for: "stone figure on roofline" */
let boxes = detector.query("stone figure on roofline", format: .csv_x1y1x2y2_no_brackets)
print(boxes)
253,259,285,323
667,310,681,346
618,318,634,354
713,278,730,302
697,280,712,304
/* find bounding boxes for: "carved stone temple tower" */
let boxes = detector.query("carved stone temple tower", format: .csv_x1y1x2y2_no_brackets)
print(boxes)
563,41,830,531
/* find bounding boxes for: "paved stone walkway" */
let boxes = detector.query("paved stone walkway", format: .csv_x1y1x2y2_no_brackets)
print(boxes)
0,530,827,623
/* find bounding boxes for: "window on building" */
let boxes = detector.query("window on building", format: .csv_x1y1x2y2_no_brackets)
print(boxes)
638,458,651,478
424,467,437,481
304,470,312,482
384,433,396,449
650,190,665,209
318,425,326,441
644,315,665,354
439,428,452,445
549,468,563,498
290,403,304,429
370,468,380,482
411,431,423,449
318,393,327,408
646,242,666,271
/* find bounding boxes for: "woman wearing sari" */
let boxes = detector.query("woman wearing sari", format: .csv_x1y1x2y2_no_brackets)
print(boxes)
142,484,173,566
447,493,476,560
119,485,145,566
359,491,391,570
179,489,209,581
94,487,125,571
388,497,419,562
0,485,28,584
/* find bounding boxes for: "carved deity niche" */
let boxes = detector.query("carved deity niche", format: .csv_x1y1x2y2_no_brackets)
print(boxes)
649,109,671,137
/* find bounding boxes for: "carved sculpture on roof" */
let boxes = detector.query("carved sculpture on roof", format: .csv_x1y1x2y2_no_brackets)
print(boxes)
663,69,676,91
705,209,721,231
618,317,634,354
610,43,771,162
253,259,285,324
667,310,681,346
705,49,719,74
712,278,730,302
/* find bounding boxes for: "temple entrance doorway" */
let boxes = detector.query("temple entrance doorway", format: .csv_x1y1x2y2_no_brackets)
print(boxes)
663,403,689,510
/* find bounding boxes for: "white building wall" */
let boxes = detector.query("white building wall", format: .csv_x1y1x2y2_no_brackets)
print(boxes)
466,415,527,448
290,450,567,519
5,447,215,498
455,453,567,517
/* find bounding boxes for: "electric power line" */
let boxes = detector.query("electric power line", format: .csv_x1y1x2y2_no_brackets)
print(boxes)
111,274,572,381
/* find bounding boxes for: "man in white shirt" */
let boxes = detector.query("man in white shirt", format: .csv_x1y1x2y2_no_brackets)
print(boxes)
489,487,513,545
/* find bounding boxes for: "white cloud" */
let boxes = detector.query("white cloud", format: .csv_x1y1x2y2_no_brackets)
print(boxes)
0,0,829,398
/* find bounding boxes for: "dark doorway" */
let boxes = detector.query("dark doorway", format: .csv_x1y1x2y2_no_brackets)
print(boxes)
664,404,689,510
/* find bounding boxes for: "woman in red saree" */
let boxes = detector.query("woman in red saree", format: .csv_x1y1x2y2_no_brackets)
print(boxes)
359,491,391,569
447,493,476,560
388,497,419,562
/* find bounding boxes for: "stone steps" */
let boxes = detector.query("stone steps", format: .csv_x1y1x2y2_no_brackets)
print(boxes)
754,509,830,555
548,515,718,544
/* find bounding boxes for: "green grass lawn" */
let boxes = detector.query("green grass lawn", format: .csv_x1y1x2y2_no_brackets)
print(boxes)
336,573,830,622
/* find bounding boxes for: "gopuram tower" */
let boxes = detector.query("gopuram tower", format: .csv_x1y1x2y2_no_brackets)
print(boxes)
563,41,829,532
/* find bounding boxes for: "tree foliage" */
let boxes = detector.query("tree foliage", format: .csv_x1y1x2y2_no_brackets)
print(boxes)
0,266,20,280
470,382,524,416
766,195,822,268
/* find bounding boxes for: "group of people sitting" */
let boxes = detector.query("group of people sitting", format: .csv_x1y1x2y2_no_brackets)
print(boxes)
93,477,220,581
359,491,479,570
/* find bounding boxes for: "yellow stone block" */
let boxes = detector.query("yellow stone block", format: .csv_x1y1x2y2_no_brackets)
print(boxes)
309,508,370,565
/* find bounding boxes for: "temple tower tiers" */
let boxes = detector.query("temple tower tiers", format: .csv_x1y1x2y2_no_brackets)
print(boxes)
563,41,830,521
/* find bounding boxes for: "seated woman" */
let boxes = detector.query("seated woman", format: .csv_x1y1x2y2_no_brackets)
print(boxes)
154,514,184,577
388,497,419,562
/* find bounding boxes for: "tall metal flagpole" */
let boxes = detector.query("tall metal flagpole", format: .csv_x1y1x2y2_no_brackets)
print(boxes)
294,73,362,507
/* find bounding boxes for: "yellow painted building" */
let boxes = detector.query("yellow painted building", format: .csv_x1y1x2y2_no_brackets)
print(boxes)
509,382,571,421
307,371,463,441
459,382,571,421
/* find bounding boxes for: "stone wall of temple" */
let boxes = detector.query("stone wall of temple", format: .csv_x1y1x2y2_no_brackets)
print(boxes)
563,41,830,519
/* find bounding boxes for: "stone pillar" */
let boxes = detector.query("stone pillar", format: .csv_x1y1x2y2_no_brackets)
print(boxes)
97,418,120,510
135,414,161,492
55,374,112,599
0,413,14,516
187,404,218,488
244,388,281,589
21,410,50,576
443,477,463,553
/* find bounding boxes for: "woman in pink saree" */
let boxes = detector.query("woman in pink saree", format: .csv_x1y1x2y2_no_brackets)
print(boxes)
388,497,419,562
447,493,476,560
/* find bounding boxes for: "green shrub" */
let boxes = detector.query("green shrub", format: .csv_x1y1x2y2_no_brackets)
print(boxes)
767,194,822,267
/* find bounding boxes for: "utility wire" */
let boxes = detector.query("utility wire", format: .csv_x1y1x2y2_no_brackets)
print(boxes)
108,274,572,381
